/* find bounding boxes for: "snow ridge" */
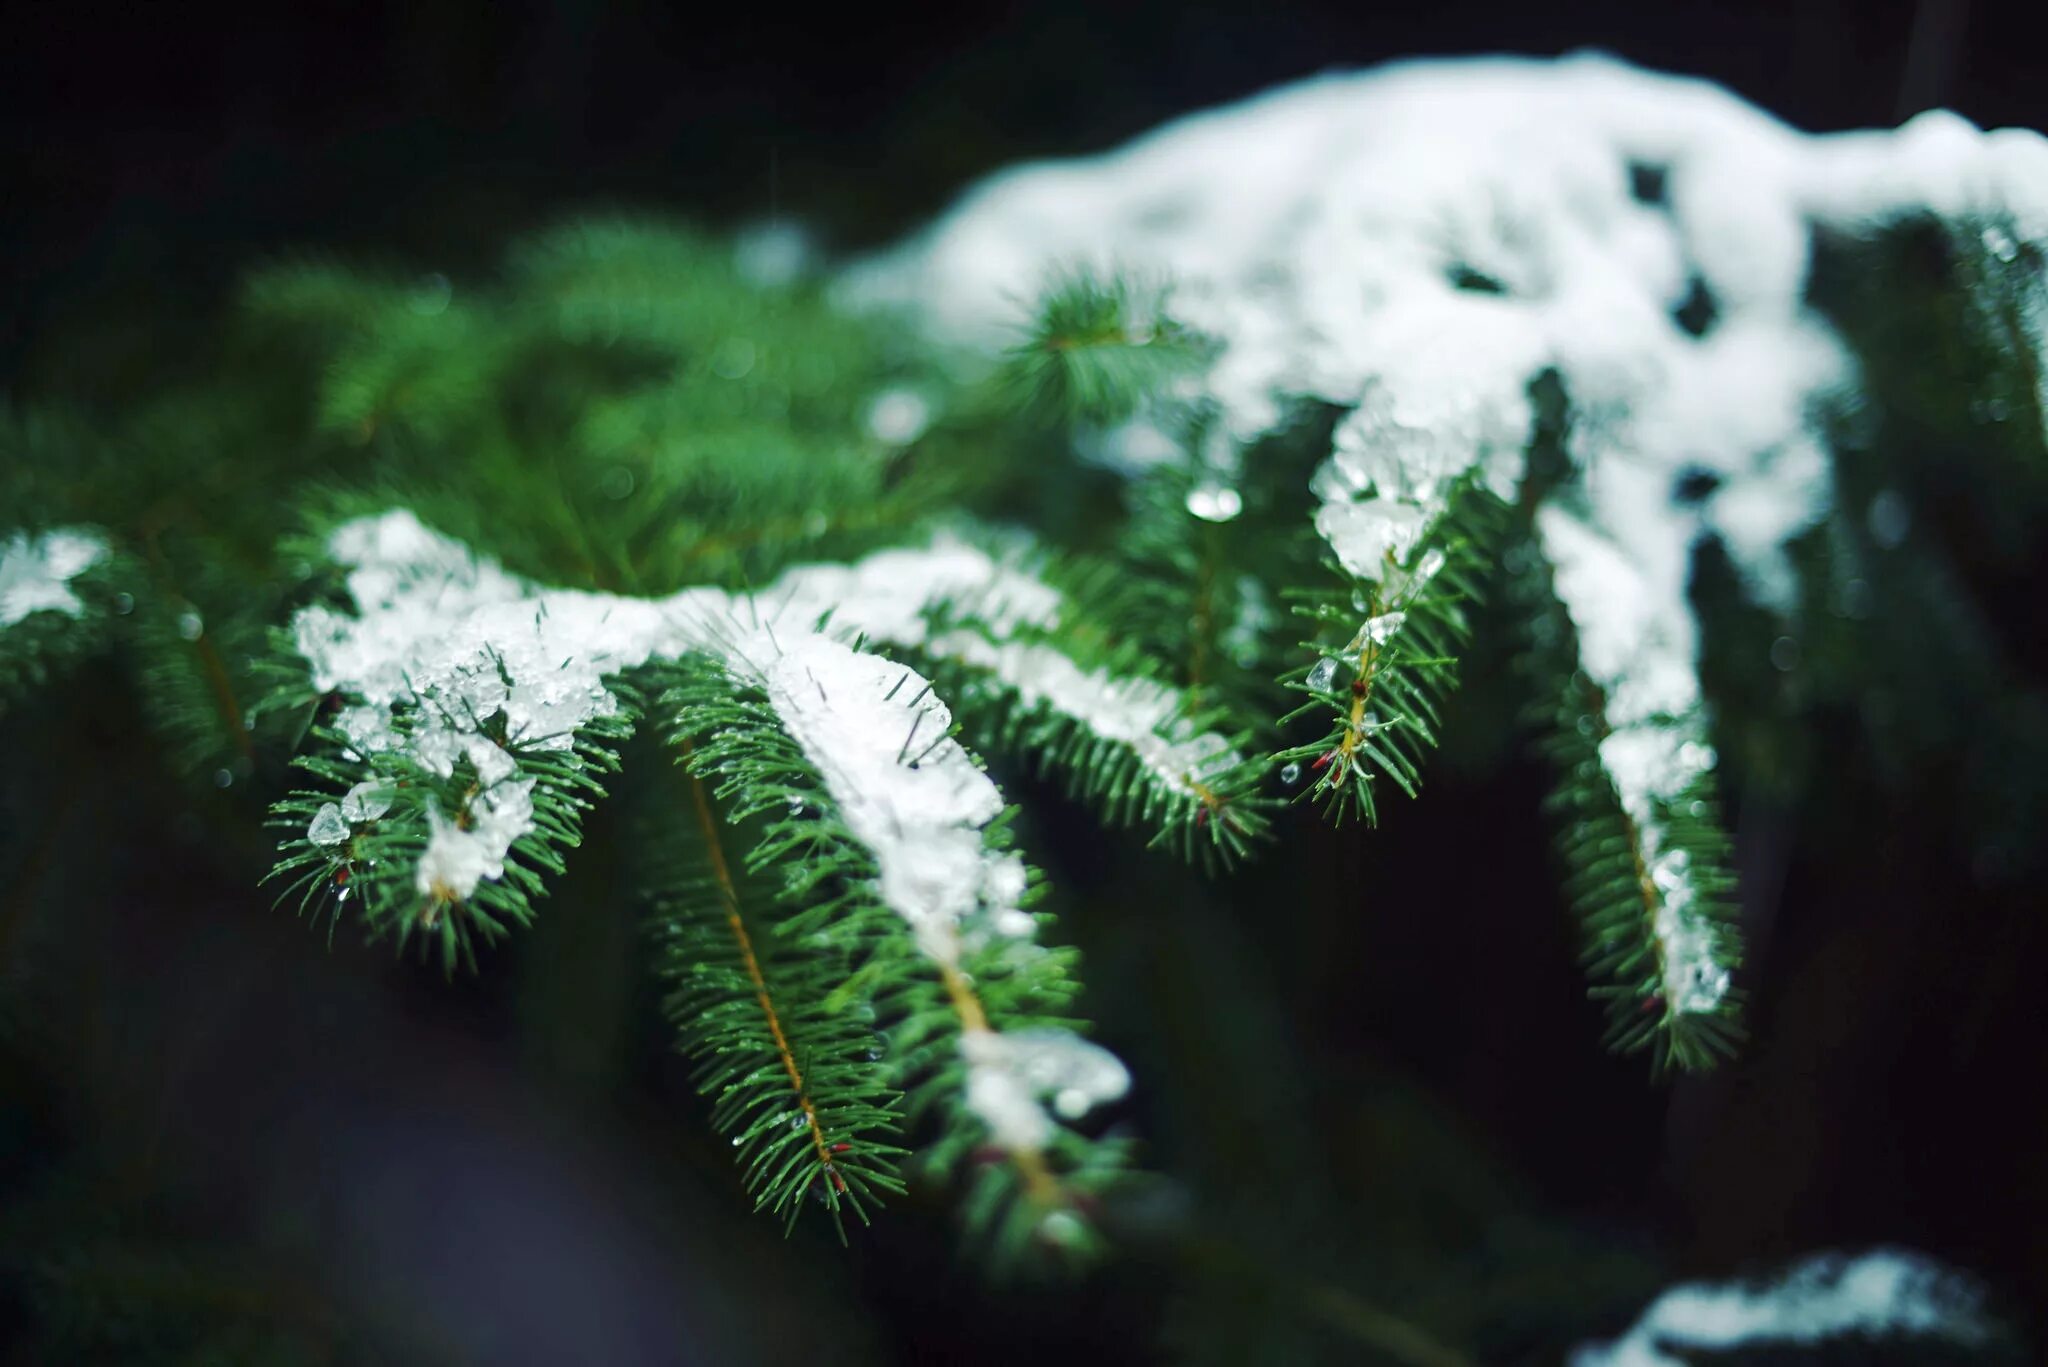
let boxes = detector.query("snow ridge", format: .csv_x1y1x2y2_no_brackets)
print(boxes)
855,53,2048,1015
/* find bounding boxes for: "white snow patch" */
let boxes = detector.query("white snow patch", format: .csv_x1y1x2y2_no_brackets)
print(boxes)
0,528,108,627
1572,1249,1991,1367
414,778,536,901
960,1028,1132,1151
756,633,1021,961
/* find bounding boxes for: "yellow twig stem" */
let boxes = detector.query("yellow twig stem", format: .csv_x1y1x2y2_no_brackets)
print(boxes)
940,958,1061,1203
1332,590,1385,783
679,739,841,1189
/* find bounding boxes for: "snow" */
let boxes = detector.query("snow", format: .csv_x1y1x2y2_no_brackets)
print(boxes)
756,634,1022,963
854,53,2047,1018
0,528,107,627
296,509,1152,1141
1572,1249,1990,1366
960,1028,1132,1150
858,51,2044,594
414,778,536,901
723,533,1241,796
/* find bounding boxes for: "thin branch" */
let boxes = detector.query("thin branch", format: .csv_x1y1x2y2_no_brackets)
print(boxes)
680,736,842,1191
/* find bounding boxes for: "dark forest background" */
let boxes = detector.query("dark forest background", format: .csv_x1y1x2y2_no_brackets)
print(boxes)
3,2,2044,1363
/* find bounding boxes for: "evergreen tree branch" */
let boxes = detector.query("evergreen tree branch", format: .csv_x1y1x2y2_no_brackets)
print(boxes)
648,735,908,1234
1274,479,1508,825
658,643,1134,1263
999,271,1217,428
1515,540,1744,1071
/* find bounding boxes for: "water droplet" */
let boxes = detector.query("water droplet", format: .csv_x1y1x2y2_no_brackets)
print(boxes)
111,591,134,615
307,803,349,846
1307,656,1339,691
599,465,636,500
1867,489,1910,548
1185,483,1243,522
787,796,805,816
212,768,234,789
1053,1087,1092,1119
865,388,932,445
789,1111,810,1131
1280,762,1302,785
177,610,204,641
1981,225,2020,263
1769,635,1801,671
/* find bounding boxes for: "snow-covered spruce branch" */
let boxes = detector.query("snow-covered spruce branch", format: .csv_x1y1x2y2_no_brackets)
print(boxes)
262,508,1223,1241
1513,536,1741,1068
658,649,1129,1256
1276,477,1506,826
3,51,2046,1255
859,51,2048,1067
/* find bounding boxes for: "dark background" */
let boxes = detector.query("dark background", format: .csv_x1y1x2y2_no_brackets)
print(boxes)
3,1,2045,1363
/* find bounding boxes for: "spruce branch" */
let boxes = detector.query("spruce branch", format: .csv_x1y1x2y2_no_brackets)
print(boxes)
648,731,909,1234
1000,269,1218,428
267,695,633,974
658,645,1134,1263
1515,542,1744,1072
1274,480,1508,826
906,572,1273,868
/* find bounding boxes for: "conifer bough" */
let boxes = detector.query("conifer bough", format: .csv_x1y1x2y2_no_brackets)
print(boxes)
4,55,2044,1249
